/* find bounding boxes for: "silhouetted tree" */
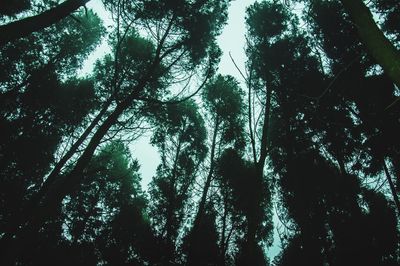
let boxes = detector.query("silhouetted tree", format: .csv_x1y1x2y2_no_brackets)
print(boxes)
148,100,207,265
0,9,104,262
244,1,399,265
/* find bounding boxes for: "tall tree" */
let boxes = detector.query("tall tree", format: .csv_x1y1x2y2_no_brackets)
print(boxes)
217,148,271,266
148,100,207,265
246,1,400,264
185,74,245,265
192,75,245,229
4,2,229,260
0,9,104,260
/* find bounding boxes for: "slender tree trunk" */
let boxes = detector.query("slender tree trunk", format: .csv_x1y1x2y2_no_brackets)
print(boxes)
242,85,272,264
164,137,182,266
383,158,400,213
258,85,272,169
38,98,113,197
250,85,271,243
41,85,142,218
340,0,400,92
219,199,228,266
248,74,257,164
192,117,220,229
0,0,90,45
337,154,347,175
390,156,400,192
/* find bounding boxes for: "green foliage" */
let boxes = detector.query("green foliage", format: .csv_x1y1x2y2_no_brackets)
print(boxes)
246,1,289,39
218,149,272,241
63,141,155,265
133,0,228,63
274,152,398,266
202,74,246,148
151,100,207,159
94,32,158,101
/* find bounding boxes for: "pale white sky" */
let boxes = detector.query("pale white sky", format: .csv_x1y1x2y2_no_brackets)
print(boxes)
217,0,254,78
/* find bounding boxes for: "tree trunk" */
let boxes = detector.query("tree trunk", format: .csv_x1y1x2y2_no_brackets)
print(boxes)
258,85,272,169
337,154,347,175
164,137,182,266
243,85,272,264
383,158,400,213
0,0,90,45
390,156,400,192
192,117,219,229
37,97,114,200
340,0,400,93
248,75,257,164
219,200,228,266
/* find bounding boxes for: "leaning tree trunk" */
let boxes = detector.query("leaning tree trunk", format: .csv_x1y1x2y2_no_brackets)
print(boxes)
383,158,400,213
0,0,90,45
340,0,400,99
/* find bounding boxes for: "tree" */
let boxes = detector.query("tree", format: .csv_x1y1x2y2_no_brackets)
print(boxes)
148,100,207,265
16,141,154,265
2,0,399,265
183,204,220,266
185,74,246,265
0,9,104,262
217,148,270,266
192,74,245,231
273,152,398,266
69,141,155,265
303,0,400,211
3,2,229,261
241,1,297,263
245,1,400,264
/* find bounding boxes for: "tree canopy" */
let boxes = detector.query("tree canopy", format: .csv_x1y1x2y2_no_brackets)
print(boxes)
0,0,399,265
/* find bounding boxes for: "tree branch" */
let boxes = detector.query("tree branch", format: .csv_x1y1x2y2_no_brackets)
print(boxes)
0,0,91,46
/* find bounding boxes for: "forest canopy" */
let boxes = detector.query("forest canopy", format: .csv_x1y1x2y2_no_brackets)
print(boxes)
0,0,399,265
